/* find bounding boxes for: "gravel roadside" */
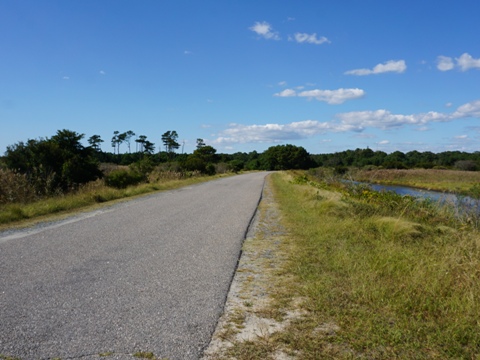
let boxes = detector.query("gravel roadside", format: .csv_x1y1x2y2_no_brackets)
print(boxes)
202,175,303,360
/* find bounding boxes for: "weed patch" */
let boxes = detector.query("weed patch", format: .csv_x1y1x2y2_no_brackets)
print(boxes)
133,351,156,359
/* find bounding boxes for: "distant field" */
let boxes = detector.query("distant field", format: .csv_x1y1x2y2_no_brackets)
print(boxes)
348,168,480,195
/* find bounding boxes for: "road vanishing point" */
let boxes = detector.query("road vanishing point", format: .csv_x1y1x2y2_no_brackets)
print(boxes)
0,172,269,360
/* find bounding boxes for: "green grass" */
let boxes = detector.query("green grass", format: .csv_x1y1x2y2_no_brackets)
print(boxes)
0,355,22,360
264,171,480,359
0,174,231,230
133,351,156,359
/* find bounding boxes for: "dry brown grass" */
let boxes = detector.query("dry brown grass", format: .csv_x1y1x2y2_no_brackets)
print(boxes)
0,168,37,204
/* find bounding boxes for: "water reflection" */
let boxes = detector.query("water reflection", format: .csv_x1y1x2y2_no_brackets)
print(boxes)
354,182,480,214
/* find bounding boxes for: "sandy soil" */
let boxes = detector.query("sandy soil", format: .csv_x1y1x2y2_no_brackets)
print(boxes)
202,176,305,360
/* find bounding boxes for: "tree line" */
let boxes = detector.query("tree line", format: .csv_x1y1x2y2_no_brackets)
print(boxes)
0,129,313,196
313,148,480,172
1,128,480,199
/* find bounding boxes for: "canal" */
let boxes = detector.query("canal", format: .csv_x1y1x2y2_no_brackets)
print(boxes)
362,182,480,214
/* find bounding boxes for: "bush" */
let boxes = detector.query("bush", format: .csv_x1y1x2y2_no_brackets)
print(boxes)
129,157,155,177
3,130,102,194
0,168,37,204
454,160,478,171
259,144,313,170
228,160,244,173
183,157,206,172
214,162,230,174
205,163,216,175
104,169,144,189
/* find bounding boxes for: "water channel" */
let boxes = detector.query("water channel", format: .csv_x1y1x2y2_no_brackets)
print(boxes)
355,182,480,214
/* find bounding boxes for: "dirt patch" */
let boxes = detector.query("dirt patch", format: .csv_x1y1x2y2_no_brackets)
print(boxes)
202,175,305,360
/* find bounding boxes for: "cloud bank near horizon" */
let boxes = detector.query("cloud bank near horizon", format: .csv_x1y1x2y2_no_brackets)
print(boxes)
212,99,480,145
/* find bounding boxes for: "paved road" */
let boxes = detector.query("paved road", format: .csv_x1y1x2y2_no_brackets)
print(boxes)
0,172,268,360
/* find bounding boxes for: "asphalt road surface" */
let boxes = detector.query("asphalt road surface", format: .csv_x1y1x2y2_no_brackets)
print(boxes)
0,172,269,360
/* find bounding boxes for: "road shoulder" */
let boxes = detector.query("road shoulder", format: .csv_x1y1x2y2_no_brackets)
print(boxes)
202,175,304,360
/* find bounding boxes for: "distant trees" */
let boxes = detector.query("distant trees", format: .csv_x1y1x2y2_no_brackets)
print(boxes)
311,148,480,170
123,130,135,153
111,130,136,154
88,135,104,152
4,129,101,194
5,123,480,201
135,135,155,154
161,131,180,158
184,144,217,174
259,144,313,170
455,160,478,171
111,131,122,154
196,138,206,149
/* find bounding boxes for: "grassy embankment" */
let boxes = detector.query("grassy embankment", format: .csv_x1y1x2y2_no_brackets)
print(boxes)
0,171,230,230
249,170,479,359
349,168,480,197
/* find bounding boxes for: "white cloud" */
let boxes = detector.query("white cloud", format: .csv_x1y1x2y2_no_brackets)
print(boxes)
293,33,330,45
211,99,480,146
335,109,449,131
298,88,365,104
451,99,480,118
345,60,407,76
436,56,454,71
213,120,334,145
184,50,193,55
274,89,297,97
62,76,70,80
99,70,106,75
454,135,468,139
249,21,280,40
337,99,480,131
274,88,365,104
378,140,390,145
456,53,480,71
437,53,480,71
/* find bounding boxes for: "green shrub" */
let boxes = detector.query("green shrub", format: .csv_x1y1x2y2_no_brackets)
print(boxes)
104,169,144,189
228,159,244,173
205,163,216,175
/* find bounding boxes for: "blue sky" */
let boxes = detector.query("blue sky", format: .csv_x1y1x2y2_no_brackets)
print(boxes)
1,1,480,155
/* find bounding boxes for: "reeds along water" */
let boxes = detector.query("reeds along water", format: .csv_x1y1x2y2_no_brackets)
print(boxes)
351,181,480,228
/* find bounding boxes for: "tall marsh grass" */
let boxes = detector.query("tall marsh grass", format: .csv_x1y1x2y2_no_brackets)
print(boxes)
350,168,480,196
269,171,480,359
